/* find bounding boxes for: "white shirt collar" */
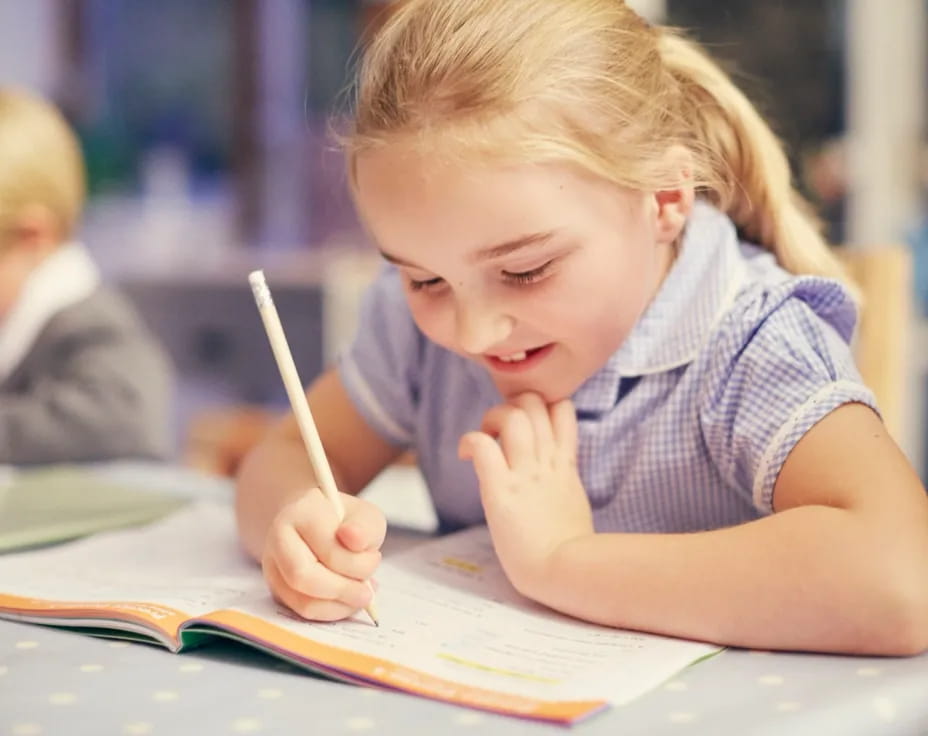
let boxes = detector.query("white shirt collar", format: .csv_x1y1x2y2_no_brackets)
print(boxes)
573,202,748,415
0,242,100,383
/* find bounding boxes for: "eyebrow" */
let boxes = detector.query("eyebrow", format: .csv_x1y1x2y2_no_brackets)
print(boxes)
379,231,557,268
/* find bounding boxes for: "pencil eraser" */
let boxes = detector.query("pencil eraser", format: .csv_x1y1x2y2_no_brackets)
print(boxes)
248,270,272,307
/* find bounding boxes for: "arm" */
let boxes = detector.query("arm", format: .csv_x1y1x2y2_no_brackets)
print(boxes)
463,398,928,655
235,368,403,561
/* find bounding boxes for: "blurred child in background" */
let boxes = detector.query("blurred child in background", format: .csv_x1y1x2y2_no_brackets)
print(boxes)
0,87,173,464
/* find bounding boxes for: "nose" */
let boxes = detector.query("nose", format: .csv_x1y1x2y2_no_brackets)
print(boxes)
454,296,514,355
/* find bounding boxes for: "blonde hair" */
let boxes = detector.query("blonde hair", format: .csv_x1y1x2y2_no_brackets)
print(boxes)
0,87,86,243
346,0,846,281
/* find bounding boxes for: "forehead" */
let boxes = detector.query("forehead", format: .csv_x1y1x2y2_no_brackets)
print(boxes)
355,144,546,206
353,145,628,250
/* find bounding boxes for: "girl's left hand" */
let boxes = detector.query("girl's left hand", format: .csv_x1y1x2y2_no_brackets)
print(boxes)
458,393,594,598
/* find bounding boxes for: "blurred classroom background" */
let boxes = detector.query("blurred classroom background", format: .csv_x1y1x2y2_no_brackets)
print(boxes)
0,0,925,479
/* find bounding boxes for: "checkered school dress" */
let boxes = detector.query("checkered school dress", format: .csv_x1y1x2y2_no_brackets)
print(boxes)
338,202,876,532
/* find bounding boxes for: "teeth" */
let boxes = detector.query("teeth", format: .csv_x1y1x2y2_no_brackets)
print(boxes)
499,351,528,363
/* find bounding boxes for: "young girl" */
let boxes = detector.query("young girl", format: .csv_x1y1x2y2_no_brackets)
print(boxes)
236,0,928,655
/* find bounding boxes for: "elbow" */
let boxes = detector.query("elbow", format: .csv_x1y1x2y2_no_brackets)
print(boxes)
896,585,928,656
866,571,928,656
880,608,928,657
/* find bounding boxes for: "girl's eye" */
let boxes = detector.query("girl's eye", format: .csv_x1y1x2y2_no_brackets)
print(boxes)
502,260,554,286
408,275,445,292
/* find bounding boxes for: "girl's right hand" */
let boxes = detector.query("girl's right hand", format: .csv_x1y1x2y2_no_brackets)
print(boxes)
261,489,386,621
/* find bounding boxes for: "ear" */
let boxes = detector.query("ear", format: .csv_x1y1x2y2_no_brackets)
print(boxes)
652,146,695,246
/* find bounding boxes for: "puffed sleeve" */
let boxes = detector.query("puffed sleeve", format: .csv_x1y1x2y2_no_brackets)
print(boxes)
698,277,879,514
336,266,424,447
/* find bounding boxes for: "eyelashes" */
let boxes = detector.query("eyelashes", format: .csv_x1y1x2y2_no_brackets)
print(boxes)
501,260,553,286
408,260,555,293
407,276,443,292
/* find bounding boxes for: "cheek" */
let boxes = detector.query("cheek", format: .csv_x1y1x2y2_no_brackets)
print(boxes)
541,262,650,344
406,295,455,348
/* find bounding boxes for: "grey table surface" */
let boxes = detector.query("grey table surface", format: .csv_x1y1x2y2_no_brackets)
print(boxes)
1,463,927,736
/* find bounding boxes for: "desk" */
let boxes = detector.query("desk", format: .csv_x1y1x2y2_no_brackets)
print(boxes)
2,464,928,735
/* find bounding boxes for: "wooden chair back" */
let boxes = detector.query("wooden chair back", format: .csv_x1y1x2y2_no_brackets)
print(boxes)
836,244,913,441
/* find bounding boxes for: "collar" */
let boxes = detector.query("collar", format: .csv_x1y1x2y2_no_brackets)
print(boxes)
572,201,747,415
0,242,100,383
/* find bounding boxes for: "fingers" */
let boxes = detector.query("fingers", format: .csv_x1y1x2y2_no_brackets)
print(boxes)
480,404,535,467
511,393,556,456
264,554,371,623
459,431,509,491
291,493,383,580
262,489,384,622
550,399,578,457
336,494,388,554
479,394,576,467
268,525,375,600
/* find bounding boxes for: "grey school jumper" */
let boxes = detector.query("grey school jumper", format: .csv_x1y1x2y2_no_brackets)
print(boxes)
0,287,174,464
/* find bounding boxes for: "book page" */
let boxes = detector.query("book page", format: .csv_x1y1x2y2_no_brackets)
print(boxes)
0,503,719,716
228,523,718,706
0,503,261,616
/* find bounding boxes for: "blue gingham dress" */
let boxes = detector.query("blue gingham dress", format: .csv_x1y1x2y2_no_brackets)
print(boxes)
338,202,877,533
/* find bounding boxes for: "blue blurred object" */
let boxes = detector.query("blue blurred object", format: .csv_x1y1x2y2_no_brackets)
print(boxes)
909,215,928,316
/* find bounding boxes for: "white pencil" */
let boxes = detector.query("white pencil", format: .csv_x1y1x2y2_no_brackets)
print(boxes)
248,269,379,626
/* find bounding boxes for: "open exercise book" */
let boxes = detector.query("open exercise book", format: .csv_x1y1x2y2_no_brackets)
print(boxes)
0,503,720,724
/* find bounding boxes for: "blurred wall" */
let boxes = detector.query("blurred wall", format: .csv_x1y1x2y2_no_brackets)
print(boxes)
0,0,60,94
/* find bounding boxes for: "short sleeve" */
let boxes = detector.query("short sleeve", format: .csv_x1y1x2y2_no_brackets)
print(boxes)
698,277,879,514
336,266,423,447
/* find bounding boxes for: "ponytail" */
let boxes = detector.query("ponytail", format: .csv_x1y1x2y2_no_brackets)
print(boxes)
658,31,849,283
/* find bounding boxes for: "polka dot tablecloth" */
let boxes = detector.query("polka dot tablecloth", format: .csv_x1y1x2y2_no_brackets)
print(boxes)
2,619,928,735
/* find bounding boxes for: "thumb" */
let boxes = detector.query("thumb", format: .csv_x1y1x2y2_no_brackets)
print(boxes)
336,495,387,553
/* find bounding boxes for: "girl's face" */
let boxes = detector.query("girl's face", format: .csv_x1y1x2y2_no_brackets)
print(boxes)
354,147,679,402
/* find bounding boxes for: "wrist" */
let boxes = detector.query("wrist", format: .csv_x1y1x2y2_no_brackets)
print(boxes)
518,532,595,607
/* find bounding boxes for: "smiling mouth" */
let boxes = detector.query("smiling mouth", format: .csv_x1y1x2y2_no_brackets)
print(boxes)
485,344,554,372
